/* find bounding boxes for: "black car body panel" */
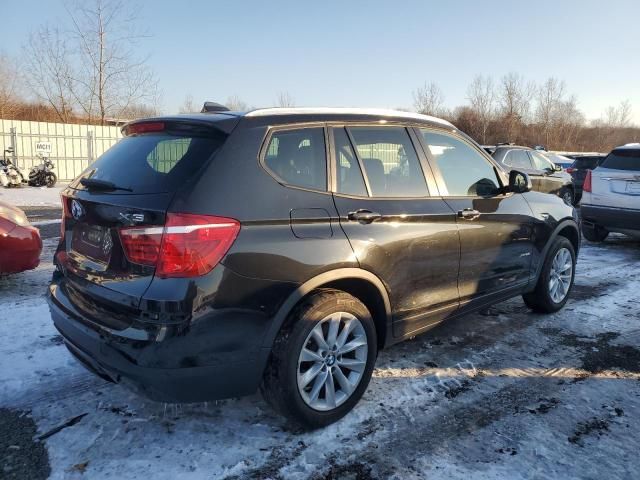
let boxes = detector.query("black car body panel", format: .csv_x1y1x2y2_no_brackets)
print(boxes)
48,108,580,403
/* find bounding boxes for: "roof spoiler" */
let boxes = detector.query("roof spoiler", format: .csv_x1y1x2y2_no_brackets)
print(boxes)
201,102,230,113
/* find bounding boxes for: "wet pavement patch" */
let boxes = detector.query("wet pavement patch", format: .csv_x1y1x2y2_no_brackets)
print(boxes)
445,380,472,399
0,408,50,480
569,281,618,301
313,461,377,480
524,397,560,414
560,332,640,373
568,417,610,446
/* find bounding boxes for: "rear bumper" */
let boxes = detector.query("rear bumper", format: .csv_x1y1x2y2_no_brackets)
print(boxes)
47,276,274,403
0,225,42,274
581,204,640,233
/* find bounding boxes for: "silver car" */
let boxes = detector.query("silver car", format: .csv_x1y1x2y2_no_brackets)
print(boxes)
580,143,640,241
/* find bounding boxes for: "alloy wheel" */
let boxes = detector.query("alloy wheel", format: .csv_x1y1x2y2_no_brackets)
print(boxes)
297,312,368,411
549,247,573,303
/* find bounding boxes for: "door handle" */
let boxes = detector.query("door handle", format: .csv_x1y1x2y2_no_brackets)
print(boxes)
458,208,481,220
347,209,382,224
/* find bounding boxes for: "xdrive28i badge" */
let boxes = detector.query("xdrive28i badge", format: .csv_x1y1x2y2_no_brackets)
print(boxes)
71,200,85,220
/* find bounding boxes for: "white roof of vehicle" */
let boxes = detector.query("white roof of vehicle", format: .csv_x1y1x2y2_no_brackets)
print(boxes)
245,107,454,127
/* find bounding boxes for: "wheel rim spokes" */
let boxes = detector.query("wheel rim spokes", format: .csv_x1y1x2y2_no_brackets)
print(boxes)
297,312,368,411
548,247,573,303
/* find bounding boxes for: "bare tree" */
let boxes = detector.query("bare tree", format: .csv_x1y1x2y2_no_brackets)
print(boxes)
535,77,566,147
225,95,249,111
65,0,159,124
554,95,584,150
466,75,495,144
497,72,534,142
0,52,23,119
413,82,445,116
22,26,75,123
603,100,633,128
178,94,196,114
276,91,295,107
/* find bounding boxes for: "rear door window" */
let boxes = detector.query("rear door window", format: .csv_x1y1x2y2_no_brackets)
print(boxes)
333,128,367,196
77,133,226,194
347,126,428,197
600,150,640,171
264,128,327,191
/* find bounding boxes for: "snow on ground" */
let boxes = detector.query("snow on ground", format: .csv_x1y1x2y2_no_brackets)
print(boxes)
1,233,639,479
0,185,65,207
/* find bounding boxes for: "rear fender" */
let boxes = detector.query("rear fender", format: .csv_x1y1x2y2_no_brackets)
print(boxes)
261,268,392,349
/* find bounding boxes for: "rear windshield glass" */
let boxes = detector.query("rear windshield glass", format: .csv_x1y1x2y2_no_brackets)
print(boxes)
573,157,600,169
75,133,226,193
600,150,640,171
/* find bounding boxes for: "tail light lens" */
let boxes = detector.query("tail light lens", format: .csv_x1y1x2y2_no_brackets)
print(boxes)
60,195,70,239
583,170,592,193
566,167,575,174
119,213,240,278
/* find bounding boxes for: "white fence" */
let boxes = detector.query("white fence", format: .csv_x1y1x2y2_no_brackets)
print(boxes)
0,119,123,181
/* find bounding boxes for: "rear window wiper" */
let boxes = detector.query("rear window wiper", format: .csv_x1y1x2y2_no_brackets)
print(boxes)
80,178,133,192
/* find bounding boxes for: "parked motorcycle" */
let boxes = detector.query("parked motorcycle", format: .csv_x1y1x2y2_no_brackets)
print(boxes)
0,147,28,188
28,155,57,188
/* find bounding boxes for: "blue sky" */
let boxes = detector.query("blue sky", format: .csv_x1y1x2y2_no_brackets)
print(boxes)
3,0,639,122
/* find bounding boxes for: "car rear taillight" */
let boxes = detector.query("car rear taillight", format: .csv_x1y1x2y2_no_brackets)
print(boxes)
60,195,70,239
583,170,592,193
566,167,575,174
119,213,240,278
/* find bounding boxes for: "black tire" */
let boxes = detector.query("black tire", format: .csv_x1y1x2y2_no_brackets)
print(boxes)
559,187,574,206
581,223,609,242
261,289,377,429
523,236,576,313
45,172,57,188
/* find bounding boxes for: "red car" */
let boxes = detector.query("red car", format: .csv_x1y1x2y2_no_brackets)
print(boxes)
0,200,42,274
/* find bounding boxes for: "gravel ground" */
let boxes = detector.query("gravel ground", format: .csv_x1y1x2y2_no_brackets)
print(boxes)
1,231,639,479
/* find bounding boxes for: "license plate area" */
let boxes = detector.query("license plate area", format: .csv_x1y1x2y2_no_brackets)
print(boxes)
71,224,113,263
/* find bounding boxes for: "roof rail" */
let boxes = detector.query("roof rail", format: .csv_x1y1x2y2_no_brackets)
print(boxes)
201,102,230,113
244,107,453,127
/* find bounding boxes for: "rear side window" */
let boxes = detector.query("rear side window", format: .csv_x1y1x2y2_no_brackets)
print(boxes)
504,150,533,169
348,127,428,197
264,128,327,191
333,128,367,196
80,133,226,194
601,150,640,171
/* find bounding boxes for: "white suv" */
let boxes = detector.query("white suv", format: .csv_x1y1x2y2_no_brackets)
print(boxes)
581,144,640,241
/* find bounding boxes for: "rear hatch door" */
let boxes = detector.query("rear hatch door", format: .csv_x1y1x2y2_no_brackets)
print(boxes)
55,118,236,329
591,148,640,210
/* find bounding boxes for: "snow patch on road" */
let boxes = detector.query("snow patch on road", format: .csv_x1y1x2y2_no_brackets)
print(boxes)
0,184,65,207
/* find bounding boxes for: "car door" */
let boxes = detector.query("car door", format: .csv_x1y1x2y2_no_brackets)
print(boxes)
330,125,460,338
529,150,563,195
417,128,535,311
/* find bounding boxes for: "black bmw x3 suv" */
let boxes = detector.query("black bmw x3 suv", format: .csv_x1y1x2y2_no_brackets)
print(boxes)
48,107,580,428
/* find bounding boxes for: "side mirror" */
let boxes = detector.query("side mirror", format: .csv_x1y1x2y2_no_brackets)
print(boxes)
508,170,532,193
